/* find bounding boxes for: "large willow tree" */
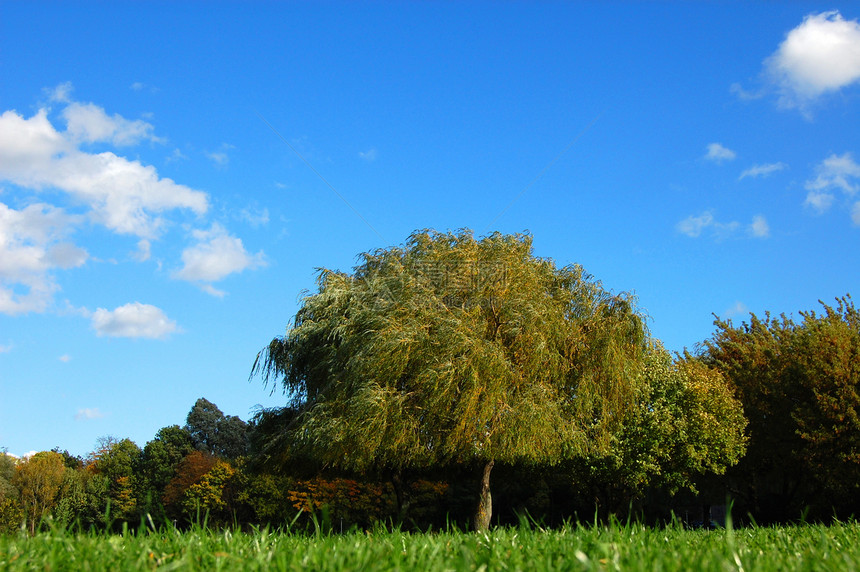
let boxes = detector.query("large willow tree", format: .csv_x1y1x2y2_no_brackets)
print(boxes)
252,230,648,530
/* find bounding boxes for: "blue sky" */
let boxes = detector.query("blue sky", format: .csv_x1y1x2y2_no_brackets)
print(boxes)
1,2,859,458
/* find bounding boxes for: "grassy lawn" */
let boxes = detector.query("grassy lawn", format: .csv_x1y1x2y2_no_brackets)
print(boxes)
2,521,859,571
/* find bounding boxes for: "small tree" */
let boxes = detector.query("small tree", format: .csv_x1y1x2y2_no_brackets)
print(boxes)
12,451,65,534
573,344,747,517
162,450,217,521
253,230,648,530
181,460,235,524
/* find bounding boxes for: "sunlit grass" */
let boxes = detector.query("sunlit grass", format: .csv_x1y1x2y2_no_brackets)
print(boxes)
2,520,859,570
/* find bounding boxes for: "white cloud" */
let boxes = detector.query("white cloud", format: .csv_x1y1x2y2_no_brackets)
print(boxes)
62,102,163,146
200,284,228,298
91,302,178,339
47,242,89,268
359,148,378,161
58,354,71,362
749,215,770,238
48,82,73,104
804,190,835,213
704,143,736,163
0,86,266,316
765,11,860,110
677,212,715,237
173,223,266,293
806,153,860,194
0,344,11,354
75,407,104,420
677,211,766,239
739,162,787,180
0,106,209,238
804,153,860,222
0,202,87,315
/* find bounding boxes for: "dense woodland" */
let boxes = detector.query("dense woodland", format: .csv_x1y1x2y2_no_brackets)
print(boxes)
2,231,858,534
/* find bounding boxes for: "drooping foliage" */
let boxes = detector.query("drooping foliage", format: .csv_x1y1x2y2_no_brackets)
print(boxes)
252,229,649,529
704,295,860,521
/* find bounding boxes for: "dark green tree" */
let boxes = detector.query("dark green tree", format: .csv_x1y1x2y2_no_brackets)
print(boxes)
138,425,194,518
87,437,142,524
252,230,648,530
185,398,249,459
704,295,860,521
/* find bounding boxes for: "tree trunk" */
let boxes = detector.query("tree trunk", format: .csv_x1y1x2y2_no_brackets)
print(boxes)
390,469,411,524
473,460,494,532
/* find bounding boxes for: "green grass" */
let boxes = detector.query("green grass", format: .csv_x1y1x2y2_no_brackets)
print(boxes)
2,521,859,571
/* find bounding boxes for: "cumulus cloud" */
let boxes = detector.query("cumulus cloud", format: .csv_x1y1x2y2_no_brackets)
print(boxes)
804,153,860,223
677,211,768,239
765,11,860,110
739,162,787,180
0,86,228,315
91,302,178,339
0,85,267,317
173,223,266,295
62,102,163,146
75,407,104,420
0,107,209,238
704,143,736,163
0,202,87,315
58,354,71,362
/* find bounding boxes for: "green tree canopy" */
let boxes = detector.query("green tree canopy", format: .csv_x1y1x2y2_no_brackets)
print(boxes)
87,437,142,522
12,451,65,534
573,344,747,517
704,295,860,521
185,398,249,459
252,230,649,530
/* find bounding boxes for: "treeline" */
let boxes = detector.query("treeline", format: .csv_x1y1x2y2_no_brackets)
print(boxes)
2,294,857,533
0,398,453,534
0,297,860,532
